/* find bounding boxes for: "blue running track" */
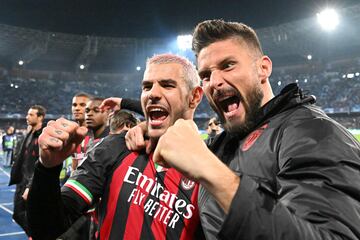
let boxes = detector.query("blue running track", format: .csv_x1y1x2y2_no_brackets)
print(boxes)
0,163,26,240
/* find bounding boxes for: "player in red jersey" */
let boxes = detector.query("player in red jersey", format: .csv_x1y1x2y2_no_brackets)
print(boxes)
27,53,205,239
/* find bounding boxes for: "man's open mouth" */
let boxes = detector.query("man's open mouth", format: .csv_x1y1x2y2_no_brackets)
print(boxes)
218,94,241,115
148,107,169,126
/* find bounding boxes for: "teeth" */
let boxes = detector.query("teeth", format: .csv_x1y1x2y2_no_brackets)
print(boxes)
149,108,165,112
150,119,164,123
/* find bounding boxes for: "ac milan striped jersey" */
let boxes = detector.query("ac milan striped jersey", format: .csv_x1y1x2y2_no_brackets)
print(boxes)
62,133,203,239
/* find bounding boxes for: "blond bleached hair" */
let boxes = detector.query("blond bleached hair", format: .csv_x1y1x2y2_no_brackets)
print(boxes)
146,53,201,90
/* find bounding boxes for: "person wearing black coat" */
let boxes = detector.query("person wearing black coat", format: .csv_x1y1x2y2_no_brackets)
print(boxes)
9,105,46,237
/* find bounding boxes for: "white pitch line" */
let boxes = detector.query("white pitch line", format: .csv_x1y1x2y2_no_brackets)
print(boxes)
0,204,13,214
0,202,12,206
0,231,25,237
0,166,10,178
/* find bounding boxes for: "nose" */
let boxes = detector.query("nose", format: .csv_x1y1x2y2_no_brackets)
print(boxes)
149,84,162,101
86,110,93,117
209,70,225,90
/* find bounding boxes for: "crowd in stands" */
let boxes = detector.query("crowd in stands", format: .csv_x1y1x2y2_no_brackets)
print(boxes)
271,68,360,114
0,73,142,116
0,64,359,127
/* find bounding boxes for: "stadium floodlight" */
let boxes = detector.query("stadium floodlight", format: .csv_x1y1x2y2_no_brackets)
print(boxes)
14,85,19,89
79,64,85,70
177,34,192,51
317,8,339,31
307,54,312,60
304,79,308,83
295,79,299,83
355,72,360,77
18,60,24,66
347,73,354,79
136,66,141,71
10,83,14,87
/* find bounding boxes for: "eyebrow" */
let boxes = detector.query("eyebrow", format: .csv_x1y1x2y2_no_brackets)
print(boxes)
219,57,235,66
198,56,235,75
142,79,178,86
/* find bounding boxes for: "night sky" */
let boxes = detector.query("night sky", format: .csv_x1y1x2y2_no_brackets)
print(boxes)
0,0,358,37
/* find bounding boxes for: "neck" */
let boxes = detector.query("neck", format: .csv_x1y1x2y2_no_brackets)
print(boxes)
32,122,43,132
261,82,275,107
183,110,195,121
93,125,107,139
78,119,86,127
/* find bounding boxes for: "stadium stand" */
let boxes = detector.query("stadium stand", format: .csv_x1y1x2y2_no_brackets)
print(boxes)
0,4,359,129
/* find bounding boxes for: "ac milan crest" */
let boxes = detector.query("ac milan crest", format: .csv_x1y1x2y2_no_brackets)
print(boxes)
180,177,195,190
242,123,268,151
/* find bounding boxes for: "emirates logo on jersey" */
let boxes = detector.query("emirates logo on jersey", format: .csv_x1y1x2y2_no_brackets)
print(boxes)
242,123,268,151
180,177,195,191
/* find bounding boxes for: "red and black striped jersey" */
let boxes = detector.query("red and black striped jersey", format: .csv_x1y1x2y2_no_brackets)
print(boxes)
62,133,203,239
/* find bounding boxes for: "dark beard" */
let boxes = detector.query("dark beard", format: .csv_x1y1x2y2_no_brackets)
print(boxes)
223,86,264,140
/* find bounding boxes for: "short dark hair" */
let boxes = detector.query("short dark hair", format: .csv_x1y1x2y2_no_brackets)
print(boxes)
30,105,46,118
90,97,105,102
109,110,138,133
208,117,220,126
192,19,263,57
74,92,91,98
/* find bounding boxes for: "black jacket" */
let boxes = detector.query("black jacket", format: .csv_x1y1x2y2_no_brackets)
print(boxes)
9,125,44,186
200,84,360,239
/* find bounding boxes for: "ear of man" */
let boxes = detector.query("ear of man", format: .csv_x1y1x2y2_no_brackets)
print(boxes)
189,86,203,109
258,56,272,84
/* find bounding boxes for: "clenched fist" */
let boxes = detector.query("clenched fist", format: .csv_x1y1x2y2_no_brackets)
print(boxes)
38,118,87,168
153,119,213,181
153,119,240,213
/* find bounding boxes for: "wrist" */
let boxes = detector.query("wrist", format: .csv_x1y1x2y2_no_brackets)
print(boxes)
39,156,59,168
35,159,63,175
118,98,123,108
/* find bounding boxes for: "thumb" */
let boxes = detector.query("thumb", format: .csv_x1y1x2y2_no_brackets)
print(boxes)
99,99,110,111
152,144,162,164
74,126,88,145
146,138,158,154
152,143,171,168
65,126,88,156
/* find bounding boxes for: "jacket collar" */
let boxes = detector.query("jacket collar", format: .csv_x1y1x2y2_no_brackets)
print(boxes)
258,83,315,126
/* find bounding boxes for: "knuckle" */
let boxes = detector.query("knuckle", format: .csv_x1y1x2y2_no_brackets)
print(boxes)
47,120,55,126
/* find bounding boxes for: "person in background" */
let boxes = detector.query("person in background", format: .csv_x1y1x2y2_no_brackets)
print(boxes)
84,97,111,147
72,96,110,170
205,117,222,145
9,105,46,238
59,92,91,186
71,92,91,172
71,96,111,240
11,128,27,167
109,110,139,134
2,126,16,167
72,92,91,127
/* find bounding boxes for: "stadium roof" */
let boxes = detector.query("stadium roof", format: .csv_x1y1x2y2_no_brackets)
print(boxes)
0,0,359,74
0,0,358,38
